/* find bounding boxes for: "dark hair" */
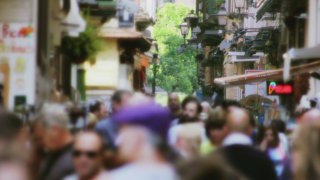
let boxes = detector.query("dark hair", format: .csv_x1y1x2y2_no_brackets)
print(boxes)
181,96,202,114
221,100,242,111
249,111,256,128
111,90,132,104
257,125,279,148
0,111,23,140
89,101,102,113
177,152,246,180
271,119,286,133
205,107,226,138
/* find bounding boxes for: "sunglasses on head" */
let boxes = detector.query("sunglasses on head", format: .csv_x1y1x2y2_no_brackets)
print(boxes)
72,150,99,158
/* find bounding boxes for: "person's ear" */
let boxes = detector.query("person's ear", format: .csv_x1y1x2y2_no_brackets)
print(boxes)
224,125,230,135
247,126,253,136
50,125,63,137
175,137,181,148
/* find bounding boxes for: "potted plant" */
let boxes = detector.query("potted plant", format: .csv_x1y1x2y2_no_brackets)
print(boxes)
61,25,101,64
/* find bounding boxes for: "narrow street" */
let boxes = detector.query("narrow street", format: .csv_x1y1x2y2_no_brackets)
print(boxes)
0,0,319,179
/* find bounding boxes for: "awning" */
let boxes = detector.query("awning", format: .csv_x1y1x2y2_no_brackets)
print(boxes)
283,45,320,81
98,1,117,9
118,37,152,52
99,18,151,52
207,0,219,14
214,60,320,86
99,28,143,39
203,30,224,46
78,0,117,19
256,0,281,21
232,56,260,63
284,46,320,61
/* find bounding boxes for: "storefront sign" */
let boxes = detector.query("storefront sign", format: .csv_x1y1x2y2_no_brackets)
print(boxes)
267,81,293,95
0,23,36,109
232,56,260,63
245,70,267,97
228,51,264,56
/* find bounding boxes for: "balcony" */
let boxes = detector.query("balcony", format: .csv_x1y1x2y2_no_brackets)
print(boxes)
256,0,281,21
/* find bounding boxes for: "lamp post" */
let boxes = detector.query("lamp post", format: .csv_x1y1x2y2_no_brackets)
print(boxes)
152,53,158,96
185,10,199,28
217,10,227,26
180,22,189,44
192,26,201,35
234,0,245,15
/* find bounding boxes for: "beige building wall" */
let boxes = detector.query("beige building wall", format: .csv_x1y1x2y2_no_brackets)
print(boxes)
85,39,119,89
0,0,34,22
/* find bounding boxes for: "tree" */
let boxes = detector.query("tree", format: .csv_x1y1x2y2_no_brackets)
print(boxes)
148,3,198,94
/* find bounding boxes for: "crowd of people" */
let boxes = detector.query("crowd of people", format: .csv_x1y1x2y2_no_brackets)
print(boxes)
0,90,319,180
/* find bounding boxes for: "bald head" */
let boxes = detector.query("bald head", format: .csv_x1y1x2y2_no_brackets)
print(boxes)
74,131,103,151
226,107,251,135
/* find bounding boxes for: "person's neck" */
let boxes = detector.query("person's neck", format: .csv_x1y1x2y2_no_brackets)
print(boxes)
79,168,102,180
133,144,165,164
51,132,73,152
212,140,222,147
223,132,252,146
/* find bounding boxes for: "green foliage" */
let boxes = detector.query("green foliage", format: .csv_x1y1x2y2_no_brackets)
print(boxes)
208,0,225,14
216,0,225,6
61,25,101,64
148,3,198,94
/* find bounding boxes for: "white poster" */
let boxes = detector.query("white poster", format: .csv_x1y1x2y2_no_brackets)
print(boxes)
244,70,267,97
0,23,37,109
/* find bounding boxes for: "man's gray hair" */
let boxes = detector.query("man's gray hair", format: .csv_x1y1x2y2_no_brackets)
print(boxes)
37,103,69,129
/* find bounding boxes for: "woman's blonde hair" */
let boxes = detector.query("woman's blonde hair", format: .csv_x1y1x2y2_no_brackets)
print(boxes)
177,123,203,157
293,121,320,180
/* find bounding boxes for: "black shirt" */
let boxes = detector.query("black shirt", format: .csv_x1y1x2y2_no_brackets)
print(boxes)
220,144,277,180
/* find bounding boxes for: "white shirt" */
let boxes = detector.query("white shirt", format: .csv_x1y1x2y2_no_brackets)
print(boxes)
222,132,252,146
107,162,177,180
279,133,289,153
63,174,78,180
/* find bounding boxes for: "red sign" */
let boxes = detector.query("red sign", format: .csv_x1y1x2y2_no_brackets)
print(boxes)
267,81,293,95
1,24,34,38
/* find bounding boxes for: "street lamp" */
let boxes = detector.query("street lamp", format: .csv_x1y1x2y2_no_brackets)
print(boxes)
216,10,227,26
180,22,189,44
152,52,159,96
234,0,245,14
185,10,199,28
192,26,201,35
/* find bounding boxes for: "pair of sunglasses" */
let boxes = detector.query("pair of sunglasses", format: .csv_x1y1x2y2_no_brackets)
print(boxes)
72,150,99,158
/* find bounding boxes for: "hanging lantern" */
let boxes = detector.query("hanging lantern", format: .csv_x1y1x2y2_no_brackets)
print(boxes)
61,0,86,37
180,22,189,37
